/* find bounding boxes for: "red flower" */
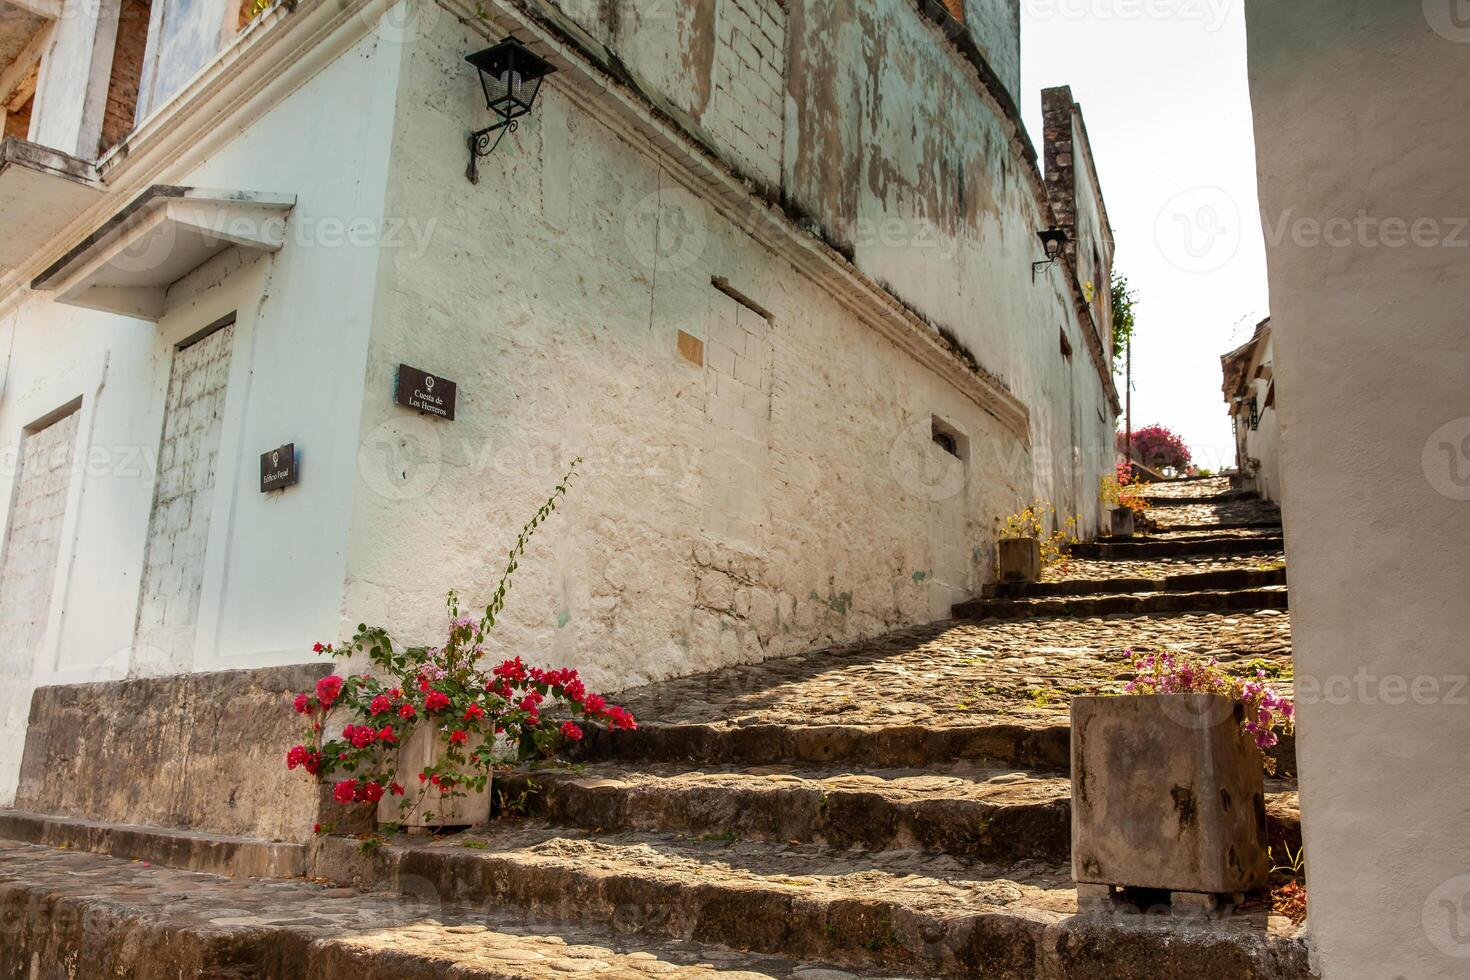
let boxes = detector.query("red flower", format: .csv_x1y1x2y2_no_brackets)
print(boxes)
493,657,528,682
605,706,637,730
398,703,416,719
370,694,392,716
425,691,451,712
388,688,402,700
418,772,428,783
582,693,606,715
449,730,468,744
519,691,543,712
293,693,315,714
313,642,326,653
560,721,583,741
359,781,385,804
377,725,397,744
333,780,357,804
464,704,485,721
390,782,405,797
313,823,323,834
316,675,344,705
286,744,309,770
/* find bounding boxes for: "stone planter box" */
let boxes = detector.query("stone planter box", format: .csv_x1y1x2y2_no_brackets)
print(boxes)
378,724,491,828
1071,694,1270,913
1109,507,1135,538
997,536,1041,583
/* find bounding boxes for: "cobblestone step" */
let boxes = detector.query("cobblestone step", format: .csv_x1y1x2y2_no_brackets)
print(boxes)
0,838,883,979
576,716,1297,780
1070,535,1285,559
577,719,1075,772
984,567,1287,599
1147,520,1283,535
953,585,1289,621
496,764,1302,866
308,824,1311,978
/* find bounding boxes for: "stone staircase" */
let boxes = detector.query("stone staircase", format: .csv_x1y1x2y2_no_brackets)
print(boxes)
0,478,1310,978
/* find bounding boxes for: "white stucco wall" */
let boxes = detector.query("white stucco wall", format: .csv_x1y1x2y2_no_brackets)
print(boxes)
0,24,403,801
1247,1,1470,976
339,3,1112,693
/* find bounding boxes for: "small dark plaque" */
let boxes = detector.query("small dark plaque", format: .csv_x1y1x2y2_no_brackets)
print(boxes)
395,364,457,420
260,443,298,492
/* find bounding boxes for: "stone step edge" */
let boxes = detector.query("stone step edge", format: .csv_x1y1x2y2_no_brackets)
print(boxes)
576,719,1074,772
575,721,1298,779
495,770,1301,867
0,842,888,980
1141,492,1254,507
1070,537,1285,559
310,835,1312,979
952,586,1289,621
983,567,1286,599
0,809,305,878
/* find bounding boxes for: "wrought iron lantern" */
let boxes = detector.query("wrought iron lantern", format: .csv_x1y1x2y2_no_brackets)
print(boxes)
465,36,556,183
1032,228,1068,281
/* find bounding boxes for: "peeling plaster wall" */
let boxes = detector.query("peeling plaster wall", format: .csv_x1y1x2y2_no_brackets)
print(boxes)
782,0,1115,521
535,0,787,188
959,0,1020,102
344,10,1035,694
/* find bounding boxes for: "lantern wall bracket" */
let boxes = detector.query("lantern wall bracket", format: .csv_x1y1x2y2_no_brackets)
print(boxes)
467,119,518,185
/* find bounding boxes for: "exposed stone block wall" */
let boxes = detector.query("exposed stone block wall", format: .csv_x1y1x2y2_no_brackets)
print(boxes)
0,409,79,802
131,322,235,678
14,664,333,842
707,0,787,187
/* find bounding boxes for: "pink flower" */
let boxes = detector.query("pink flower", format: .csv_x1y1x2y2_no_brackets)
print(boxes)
333,780,357,804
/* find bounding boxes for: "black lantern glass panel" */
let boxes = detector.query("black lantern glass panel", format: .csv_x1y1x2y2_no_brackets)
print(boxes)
466,37,555,128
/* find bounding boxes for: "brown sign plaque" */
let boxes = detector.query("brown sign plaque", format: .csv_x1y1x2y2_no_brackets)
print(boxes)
260,444,298,492
395,364,456,420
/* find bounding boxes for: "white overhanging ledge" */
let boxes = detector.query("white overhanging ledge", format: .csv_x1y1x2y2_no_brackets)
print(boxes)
30,186,296,320
0,139,104,275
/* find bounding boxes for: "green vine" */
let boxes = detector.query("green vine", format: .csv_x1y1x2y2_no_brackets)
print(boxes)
482,457,583,632
1110,272,1137,366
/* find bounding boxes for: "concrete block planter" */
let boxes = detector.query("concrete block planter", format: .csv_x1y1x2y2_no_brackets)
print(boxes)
997,536,1042,583
1070,694,1270,914
1109,507,1136,538
378,725,491,829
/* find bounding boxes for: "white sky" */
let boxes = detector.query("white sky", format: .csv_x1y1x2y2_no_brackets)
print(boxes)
1019,0,1269,471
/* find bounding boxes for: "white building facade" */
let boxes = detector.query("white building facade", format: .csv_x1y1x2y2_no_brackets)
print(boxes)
0,0,1119,801
1222,316,1282,503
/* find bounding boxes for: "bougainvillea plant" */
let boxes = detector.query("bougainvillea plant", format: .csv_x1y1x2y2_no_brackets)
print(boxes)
1099,464,1149,517
1124,649,1294,751
995,502,1080,570
285,459,635,822
1118,424,1191,472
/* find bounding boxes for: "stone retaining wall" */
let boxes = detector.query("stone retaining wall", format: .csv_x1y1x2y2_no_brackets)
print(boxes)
14,663,332,842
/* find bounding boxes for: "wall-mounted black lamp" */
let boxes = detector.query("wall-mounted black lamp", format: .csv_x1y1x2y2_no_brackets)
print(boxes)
465,36,556,184
1031,228,1068,281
